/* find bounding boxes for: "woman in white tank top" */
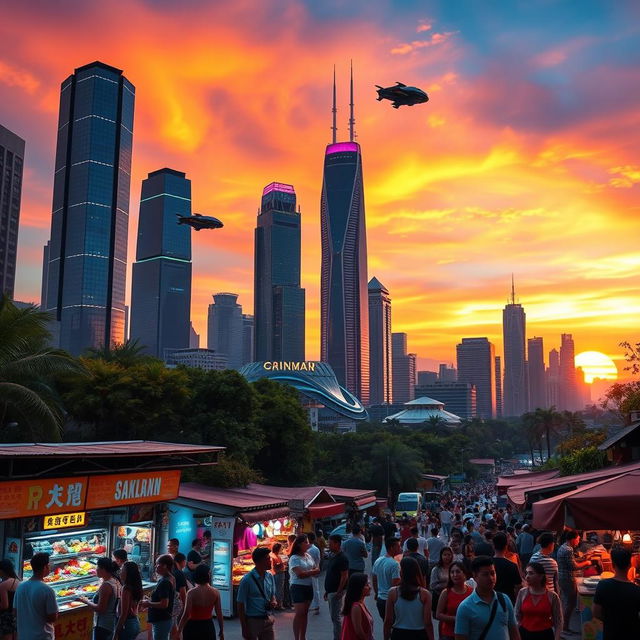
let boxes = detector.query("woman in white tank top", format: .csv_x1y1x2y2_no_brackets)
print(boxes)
383,557,434,640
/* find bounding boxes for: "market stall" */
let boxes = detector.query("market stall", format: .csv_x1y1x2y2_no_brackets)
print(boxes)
532,468,640,640
171,483,295,617
0,441,222,640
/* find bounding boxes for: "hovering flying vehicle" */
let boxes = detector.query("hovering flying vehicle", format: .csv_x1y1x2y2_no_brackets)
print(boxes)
176,213,224,231
375,82,429,109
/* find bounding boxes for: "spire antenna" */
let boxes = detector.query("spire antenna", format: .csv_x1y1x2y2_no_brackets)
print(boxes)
511,274,516,305
349,59,355,142
331,65,337,144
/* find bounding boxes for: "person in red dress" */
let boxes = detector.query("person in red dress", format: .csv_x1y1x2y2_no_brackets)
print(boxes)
435,561,472,640
341,573,373,640
514,562,562,640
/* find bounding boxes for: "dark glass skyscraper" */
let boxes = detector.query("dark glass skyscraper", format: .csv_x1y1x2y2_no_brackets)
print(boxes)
254,182,305,361
0,125,25,299
457,337,496,419
208,292,243,370
503,281,527,416
528,337,546,410
320,66,369,404
42,61,134,354
130,169,191,359
368,277,392,405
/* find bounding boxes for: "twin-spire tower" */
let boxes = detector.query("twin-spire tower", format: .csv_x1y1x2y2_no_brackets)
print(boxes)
320,63,370,405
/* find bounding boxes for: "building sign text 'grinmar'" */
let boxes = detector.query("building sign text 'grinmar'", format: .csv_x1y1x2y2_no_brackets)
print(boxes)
263,361,316,372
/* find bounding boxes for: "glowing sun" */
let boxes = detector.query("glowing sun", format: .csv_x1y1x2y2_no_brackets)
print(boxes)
575,351,618,384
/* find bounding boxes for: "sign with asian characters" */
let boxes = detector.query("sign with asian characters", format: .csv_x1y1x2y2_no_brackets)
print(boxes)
86,470,181,509
53,606,92,640
43,512,86,530
0,476,88,519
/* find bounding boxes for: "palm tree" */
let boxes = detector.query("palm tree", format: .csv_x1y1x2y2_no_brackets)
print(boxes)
0,297,85,440
535,407,562,461
522,411,543,466
84,339,159,368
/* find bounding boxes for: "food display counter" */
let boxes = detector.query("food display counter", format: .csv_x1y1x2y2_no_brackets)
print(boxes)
113,522,154,581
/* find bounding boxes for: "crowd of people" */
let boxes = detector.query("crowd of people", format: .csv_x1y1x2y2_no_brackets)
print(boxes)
2,484,640,640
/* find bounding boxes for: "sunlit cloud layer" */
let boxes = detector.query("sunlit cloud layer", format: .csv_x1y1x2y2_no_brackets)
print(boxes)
4,0,640,372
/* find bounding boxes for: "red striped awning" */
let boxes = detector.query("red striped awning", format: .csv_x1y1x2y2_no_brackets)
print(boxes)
307,502,346,519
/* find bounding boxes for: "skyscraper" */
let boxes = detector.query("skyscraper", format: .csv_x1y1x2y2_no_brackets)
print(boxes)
456,337,496,419
368,277,392,405
392,333,416,403
254,182,305,361
0,125,25,299
559,333,578,410
130,169,191,359
320,64,369,404
528,337,546,410
417,371,438,386
495,356,503,418
242,314,254,366
415,382,477,420
207,293,243,370
547,348,560,408
42,61,134,354
502,280,527,416
439,364,457,382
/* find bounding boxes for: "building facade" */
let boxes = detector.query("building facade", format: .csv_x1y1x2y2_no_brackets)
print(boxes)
415,382,477,420
439,364,457,382
254,182,305,362
392,332,416,404
547,348,560,408
207,293,243,370
456,337,496,419
495,356,503,418
130,169,191,359
417,371,438,386
528,336,546,410
242,314,254,366
42,61,135,354
320,142,369,405
0,125,25,299
368,276,392,405
502,287,527,416
559,333,578,411
166,348,227,371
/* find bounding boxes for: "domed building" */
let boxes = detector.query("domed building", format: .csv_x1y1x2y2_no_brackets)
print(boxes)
382,396,461,427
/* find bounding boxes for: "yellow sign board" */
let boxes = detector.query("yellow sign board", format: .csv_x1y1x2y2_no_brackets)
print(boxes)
43,512,86,530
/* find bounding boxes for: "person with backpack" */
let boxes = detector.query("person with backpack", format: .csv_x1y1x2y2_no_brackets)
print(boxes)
383,556,434,640
454,556,521,640
514,562,562,640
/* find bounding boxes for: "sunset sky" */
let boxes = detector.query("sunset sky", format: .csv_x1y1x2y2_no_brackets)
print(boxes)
4,0,640,377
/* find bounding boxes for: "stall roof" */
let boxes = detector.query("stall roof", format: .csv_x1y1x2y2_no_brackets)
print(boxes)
179,483,289,511
598,422,640,451
0,441,224,479
507,460,640,507
532,469,640,530
321,486,377,501
246,484,334,507
421,473,449,481
496,469,560,490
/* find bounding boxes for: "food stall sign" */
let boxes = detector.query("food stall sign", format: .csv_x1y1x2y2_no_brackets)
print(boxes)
86,470,181,509
0,476,89,519
43,512,86,530
211,517,235,617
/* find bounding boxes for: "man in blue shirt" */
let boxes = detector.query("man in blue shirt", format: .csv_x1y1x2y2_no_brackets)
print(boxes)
454,556,520,640
341,524,368,575
237,547,277,640
372,538,401,619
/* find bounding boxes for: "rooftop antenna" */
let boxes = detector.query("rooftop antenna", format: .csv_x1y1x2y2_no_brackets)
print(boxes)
511,274,516,305
349,59,355,142
331,65,337,144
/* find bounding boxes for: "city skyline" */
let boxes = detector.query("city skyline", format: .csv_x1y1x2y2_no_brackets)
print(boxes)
4,1,639,372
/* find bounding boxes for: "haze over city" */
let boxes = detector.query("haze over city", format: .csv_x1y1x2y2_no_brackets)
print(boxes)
4,0,639,378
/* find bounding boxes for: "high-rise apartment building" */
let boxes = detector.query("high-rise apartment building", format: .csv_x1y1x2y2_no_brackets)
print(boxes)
415,382,477,420
242,314,254,366
417,371,438,386
0,125,25,299
495,356,503,418
42,61,134,354
254,182,305,361
456,337,496,419
130,169,191,359
189,322,200,349
502,282,527,416
392,333,416,403
528,337,546,410
207,293,243,370
547,348,560,408
368,277,392,405
560,333,578,411
439,364,457,382
320,66,369,404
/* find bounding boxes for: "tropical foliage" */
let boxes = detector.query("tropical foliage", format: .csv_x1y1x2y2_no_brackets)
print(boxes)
0,297,84,441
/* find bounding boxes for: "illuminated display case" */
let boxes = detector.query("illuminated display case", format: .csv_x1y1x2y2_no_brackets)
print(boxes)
23,528,108,610
113,522,154,582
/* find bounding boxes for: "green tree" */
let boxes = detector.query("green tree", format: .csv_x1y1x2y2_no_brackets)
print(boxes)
559,446,606,475
84,339,160,367
251,379,313,485
535,407,563,461
370,438,423,497
0,297,84,440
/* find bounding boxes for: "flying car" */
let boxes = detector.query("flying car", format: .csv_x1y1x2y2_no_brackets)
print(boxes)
176,213,224,231
375,82,429,109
